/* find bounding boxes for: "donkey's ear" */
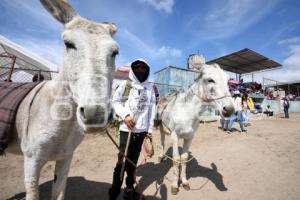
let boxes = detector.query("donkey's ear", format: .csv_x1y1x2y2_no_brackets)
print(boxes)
212,63,221,69
103,23,118,36
40,0,77,24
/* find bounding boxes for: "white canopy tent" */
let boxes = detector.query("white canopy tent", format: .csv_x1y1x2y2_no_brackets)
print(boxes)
0,35,58,82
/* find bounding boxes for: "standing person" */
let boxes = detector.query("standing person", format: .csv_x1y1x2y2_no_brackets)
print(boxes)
219,116,227,131
263,105,273,117
109,59,156,200
246,95,255,112
242,93,252,126
283,97,290,118
227,90,247,133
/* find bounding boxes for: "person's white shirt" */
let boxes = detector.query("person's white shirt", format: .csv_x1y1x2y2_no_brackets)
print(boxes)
233,96,242,112
112,59,156,133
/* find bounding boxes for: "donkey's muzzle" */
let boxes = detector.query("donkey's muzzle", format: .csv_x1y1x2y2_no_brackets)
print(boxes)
222,105,235,118
78,105,109,127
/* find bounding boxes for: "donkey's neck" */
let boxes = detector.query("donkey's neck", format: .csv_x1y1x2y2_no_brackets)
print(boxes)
177,83,202,115
182,81,207,115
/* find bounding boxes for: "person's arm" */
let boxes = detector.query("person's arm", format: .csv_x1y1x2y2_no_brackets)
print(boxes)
147,88,156,134
112,81,131,120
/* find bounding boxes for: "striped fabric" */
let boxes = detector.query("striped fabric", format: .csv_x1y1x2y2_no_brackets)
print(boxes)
0,81,40,155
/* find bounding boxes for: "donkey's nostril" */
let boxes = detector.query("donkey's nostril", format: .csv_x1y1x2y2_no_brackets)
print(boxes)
223,106,227,111
78,105,107,125
79,107,86,120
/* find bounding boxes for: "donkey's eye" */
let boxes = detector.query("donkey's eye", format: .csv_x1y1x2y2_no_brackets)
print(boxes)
112,49,119,57
207,78,215,83
64,41,76,50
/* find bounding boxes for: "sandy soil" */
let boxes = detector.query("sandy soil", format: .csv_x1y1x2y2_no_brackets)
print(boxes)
1,113,300,200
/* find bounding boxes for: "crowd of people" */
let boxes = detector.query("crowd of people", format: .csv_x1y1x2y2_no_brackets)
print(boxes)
219,88,291,134
228,78,263,95
219,90,254,133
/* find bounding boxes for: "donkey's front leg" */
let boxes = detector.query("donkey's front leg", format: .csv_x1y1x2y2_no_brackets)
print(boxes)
51,155,73,200
171,131,180,195
158,125,166,162
180,138,193,191
24,156,46,200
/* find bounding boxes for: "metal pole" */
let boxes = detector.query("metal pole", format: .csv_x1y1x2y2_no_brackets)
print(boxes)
252,73,254,83
38,70,42,81
7,56,16,82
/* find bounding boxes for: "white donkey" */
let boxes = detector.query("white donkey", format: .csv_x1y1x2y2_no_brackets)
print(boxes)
6,0,119,199
157,63,235,194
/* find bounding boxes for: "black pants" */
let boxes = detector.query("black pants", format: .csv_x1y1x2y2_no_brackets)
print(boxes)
284,107,289,118
109,131,147,199
263,111,273,116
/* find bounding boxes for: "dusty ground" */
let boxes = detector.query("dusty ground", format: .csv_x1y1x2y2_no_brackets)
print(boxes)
1,113,300,200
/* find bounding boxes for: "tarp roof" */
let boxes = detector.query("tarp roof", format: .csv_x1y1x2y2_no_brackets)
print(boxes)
206,48,281,75
0,35,58,80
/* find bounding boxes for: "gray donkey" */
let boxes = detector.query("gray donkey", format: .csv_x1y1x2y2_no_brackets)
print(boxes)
157,62,235,194
6,0,119,199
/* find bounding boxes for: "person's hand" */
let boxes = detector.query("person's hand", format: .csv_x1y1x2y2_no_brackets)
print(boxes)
124,115,135,130
146,133,152,139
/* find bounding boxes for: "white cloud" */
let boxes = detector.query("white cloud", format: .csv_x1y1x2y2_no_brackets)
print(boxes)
192,0,281,40
139,0,175,14
118,29,182,65
2,0,62,32
280,37,300,70
282,45,300,69
260,21,300,50
242,68,300,83
158,46,182,57
119,29,157,57
278,36,300,45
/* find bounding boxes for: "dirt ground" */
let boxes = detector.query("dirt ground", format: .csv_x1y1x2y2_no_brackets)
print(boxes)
1,113,300,200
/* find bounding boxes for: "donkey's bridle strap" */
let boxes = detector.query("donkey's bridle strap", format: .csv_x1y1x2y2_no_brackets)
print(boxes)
190,89,231,103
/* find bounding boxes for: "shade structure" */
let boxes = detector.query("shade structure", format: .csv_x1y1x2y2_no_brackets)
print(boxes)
206,48,281,75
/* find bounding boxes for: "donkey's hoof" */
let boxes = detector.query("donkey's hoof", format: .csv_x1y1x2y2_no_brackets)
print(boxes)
171,186,179,195
182,183,190,191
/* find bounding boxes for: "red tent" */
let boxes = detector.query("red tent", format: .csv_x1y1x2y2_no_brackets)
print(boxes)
114,66,130,80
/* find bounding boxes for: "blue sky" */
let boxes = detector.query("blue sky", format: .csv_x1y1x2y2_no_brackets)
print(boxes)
0,0,299,82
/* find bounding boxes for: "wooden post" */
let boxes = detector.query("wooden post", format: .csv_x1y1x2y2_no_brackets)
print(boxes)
7,56,16,82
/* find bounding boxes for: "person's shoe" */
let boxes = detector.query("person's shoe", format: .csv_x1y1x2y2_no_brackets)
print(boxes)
241,129,247,133
227,130,232,134
109,187,120,200
123,188,144,200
